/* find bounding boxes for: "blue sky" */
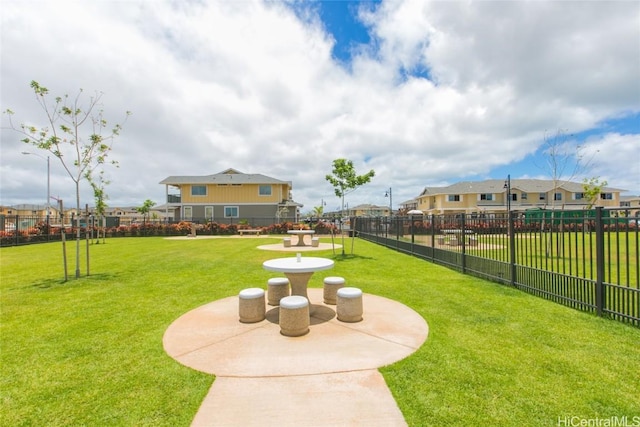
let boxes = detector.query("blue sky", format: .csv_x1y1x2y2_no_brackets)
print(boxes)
311,0,640,191
1,0,639,212
316,1,377,63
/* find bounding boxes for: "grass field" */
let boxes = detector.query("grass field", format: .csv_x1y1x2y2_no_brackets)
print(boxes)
1,237,639,426
408,232,638,287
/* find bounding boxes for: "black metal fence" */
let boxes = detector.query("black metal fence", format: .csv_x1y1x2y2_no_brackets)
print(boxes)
355,207,639,327
4,209,637,326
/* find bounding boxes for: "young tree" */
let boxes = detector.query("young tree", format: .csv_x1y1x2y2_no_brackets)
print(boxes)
136,199,156,231
538,130,584,203
583,177,608,210
325,158,375,255
4,80,129,279
536,129,596,257
87,169,110,244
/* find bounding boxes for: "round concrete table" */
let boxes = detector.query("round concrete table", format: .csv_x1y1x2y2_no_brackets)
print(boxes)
263,256,334,303
287,230,316,246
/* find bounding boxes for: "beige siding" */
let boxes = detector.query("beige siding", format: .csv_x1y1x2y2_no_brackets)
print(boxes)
181,183,288,204
418,186,622,214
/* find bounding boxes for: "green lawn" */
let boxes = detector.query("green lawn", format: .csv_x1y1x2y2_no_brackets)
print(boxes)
409,232,638,287
1,237,639,426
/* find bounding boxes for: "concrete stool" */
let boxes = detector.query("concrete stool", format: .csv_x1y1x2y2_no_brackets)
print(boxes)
336,287,363,323
279,295,310,337
267,277,290,306
283,238,292,248
323,276,345,305
311,237,320,247
238,288,266,323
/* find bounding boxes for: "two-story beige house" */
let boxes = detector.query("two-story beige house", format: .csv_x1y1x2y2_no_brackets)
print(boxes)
159,168,302,223
620,195,640,218
416,179,624,215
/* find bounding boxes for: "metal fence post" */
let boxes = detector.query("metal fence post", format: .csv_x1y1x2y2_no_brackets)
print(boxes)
461,214,466,273
15,214,19,246
595,207,605,316
430,214,435,261
509,211,517,286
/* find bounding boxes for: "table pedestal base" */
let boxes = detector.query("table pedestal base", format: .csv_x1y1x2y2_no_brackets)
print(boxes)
284,272,313,299
283,271,319,314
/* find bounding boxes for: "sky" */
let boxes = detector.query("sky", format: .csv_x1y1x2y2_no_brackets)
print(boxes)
1,0,639,214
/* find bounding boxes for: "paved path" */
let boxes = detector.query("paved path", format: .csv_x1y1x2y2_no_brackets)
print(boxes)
163,288,429,426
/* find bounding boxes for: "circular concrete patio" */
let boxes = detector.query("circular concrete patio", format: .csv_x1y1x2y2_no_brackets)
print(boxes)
163,288,429,426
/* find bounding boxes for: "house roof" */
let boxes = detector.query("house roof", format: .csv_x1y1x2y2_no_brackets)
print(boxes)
351,204,387,210
159,168,292,186
5,204,52,210
419,179,624,196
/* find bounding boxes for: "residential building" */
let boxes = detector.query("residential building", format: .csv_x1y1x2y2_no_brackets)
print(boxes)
0,203,59,218
0,204,62,230
620,195,640,217
159,168,302,223
325,204,391,218
349,204,390,217
415,179,624,215
399,199,418,213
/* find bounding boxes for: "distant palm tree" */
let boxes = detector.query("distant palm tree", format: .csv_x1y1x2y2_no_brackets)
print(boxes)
136,199,156,226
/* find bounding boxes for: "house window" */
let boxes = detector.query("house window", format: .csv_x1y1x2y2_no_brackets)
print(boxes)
511,193,518,202
191,185,206,196
448,195,461,202
554,193,562,201
621,201,630,207
224,206,239,218
259,185,272,196
539,193,546,201
600,193,613,200
480,194,493,201
575,193,585,200
521,193,528,200
183,206,193,220
205,206,214,219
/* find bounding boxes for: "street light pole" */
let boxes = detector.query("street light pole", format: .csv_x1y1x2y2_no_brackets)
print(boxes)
385,187,392,215
504,174,516,285
384,187,393,239
504,175,511,214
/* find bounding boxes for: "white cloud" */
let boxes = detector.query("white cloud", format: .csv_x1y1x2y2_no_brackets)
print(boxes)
1,0,639,215
581,133,640,193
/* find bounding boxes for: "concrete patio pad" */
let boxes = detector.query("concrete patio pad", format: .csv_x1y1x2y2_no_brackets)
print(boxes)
163,288,429,426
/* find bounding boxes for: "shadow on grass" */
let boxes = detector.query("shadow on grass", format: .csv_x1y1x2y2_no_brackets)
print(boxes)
331,254,375,262
17,273,120,290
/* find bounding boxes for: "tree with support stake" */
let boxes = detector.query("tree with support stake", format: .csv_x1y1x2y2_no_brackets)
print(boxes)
4,81,129,279
88,169,110,244
535,129,598,258
50,196,68,282
325,158,375,256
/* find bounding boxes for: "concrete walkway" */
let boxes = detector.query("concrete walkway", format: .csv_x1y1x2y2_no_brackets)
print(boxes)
163,288,429,426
